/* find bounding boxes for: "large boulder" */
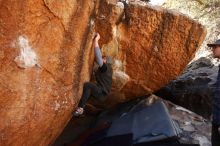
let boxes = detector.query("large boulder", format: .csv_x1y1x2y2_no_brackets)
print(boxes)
0,0,96,145
156,57,218,119
0,0,206,145
93,0,207,105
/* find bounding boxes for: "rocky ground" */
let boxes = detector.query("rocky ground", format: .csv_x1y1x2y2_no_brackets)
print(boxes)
54,95,212,146
164,97,211,146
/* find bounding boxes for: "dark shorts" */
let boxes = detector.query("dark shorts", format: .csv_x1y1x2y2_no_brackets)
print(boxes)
78,82,107,108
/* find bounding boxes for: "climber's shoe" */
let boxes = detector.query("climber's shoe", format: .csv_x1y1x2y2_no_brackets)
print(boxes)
73,107,84,117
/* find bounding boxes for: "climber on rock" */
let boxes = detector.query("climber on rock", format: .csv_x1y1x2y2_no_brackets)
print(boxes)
208,39,220,146
73,33,113,117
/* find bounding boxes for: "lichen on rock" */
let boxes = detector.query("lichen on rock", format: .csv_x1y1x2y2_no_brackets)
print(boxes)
14,36,39,69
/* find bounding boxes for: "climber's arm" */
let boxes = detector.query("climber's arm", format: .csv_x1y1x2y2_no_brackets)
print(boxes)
94,33,104,67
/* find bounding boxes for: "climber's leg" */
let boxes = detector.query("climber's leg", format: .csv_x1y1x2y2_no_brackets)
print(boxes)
78,82,104,108
73,82,105,116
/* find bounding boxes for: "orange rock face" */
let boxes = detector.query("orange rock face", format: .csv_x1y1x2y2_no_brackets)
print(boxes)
95,1,206,104
0,0,206,145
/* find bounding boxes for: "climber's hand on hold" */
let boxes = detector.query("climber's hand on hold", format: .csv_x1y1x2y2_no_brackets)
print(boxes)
94,33,100,42
93,33,103,66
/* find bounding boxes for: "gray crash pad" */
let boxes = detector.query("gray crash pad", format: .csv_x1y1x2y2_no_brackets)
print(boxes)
106,101,182,143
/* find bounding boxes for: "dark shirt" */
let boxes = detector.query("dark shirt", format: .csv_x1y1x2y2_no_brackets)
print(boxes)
95,63,113,95
213,65,220,125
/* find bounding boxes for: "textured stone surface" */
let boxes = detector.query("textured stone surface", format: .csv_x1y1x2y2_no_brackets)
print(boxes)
0,0,206,145
0,0,96,145
156,57,218,119
94,1,207,106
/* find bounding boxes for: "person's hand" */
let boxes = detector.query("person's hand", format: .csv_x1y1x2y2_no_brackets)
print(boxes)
94,33,100,42
218,127,220,134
